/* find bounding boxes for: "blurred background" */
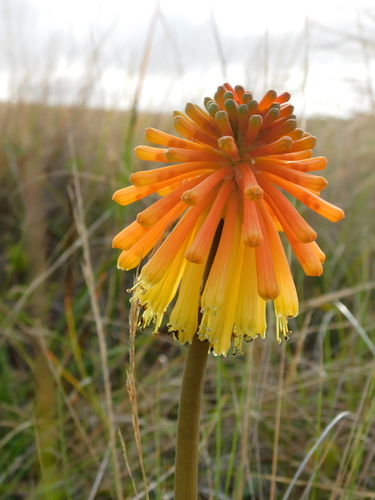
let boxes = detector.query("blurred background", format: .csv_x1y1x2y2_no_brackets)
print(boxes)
1,0,375,499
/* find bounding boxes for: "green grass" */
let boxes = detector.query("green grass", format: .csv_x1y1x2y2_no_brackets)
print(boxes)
1,100,375,499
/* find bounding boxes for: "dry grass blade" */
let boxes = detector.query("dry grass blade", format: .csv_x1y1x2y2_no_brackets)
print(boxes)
270,342,286,500
334,300,375,356
118,428,138,496
88,446,111,500
126,285,150,500
69,135,124,500
300,282,375,312
281,411,354,500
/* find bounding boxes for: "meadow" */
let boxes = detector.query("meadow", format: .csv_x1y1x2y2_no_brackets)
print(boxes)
1,97,375,499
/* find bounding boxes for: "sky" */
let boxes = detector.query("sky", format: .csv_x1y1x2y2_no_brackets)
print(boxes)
1,0,375,117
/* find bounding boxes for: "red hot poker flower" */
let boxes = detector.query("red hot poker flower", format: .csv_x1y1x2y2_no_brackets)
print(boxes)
113,83,344,356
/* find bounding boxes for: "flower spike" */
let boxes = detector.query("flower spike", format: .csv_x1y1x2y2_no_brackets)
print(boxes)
113,84,344,356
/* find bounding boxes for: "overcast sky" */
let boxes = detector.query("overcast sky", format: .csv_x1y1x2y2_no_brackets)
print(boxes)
1,0,375,116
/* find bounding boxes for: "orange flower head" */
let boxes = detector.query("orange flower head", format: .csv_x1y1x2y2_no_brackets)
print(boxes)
112,83,344,356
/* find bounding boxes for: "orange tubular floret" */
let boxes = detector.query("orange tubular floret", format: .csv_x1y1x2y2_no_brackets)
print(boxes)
260,199,298,322
311,241,326,263
260,180,317,243
278,102,294,116
288,234,324,276
243,115,263,145
274,92,291,104
286,129,305,141
237,104,250,139
272,150,313,161
135,146,167,162
249,137,293,157
259,107,280,130
201,189,239,311
218,136,241,160
185,103,222,138
256,156,327,173
242,192,263,247
173,115,220,148
141,190,218,285
215,110,235,138
267,113,296,132
223,82,237,95
137,174,210,227
259,119,297,144
254,161,328,191
117,201,187,271
255,203,280,300
182,166,233,205
112,220,148,250
257,171,345,222
130,161,219,187
165,147,231,164
234,84,245,102
113,174,180,205
185,179,235,263
145,127,216,152
288,135,317,152
258,90,277,112
214,86,226,109
236,162,264,200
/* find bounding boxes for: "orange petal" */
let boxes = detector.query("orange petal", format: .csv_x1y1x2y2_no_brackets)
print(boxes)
288,135,317,152
185,179,235,263
165,147,231,164
259,107,280,130
141,189,219,285
201,189,240,311
236,162,264,200
257,171,345,222
259,118,297,144
185,103,221,138
218,136,241,160
249,137,293,157
237,104,250,140
272,150,313,161
215,110,235,138
254,160,328,191
130,161,219,187
182,166,233,206
243,115,263,145
254,202,280,300
242,193,263,247
145,127,216,152
173,114,219,148
256,156,327,173
260,180,317,243
112,220,148,250
260,200,298,321
137,174,210,227
117,201,187,271
134,146,167,162
274,92,291,105
258,90,277,112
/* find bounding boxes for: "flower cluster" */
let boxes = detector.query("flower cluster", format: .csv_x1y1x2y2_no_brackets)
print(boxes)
113,83,344,356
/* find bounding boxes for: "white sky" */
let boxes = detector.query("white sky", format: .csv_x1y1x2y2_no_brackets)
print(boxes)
1,0,375,116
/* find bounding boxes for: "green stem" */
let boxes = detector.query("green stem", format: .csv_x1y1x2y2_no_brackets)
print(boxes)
174,335,209,499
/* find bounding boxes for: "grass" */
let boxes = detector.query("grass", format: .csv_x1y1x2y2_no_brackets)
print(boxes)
1,98,375,499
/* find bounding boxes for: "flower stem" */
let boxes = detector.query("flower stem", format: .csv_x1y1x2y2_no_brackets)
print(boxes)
174,221,222,499
174,334,209,499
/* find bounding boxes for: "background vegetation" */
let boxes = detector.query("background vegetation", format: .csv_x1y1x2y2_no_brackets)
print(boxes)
1,4,375,500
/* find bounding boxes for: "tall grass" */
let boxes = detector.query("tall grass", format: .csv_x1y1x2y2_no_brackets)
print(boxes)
1,95,375,498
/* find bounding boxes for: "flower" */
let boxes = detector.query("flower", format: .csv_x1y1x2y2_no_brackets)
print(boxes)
112,83,344,356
